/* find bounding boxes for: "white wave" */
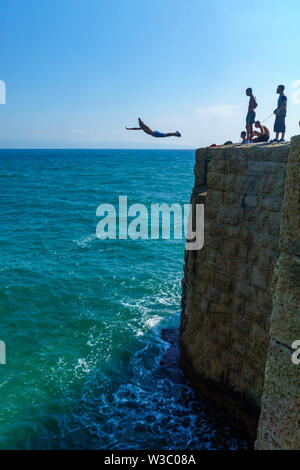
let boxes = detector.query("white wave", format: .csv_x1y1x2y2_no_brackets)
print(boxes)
75,358,91,374
144,315,162,329
73,233,97,248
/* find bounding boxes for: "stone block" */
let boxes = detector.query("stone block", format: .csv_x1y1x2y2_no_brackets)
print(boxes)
224,191,238,205
222,238,238,257
261,195,283,212
220,173,236,192
236,280,256,301
218,207,241,225
248,161,284,176
212,159,231,173
252,265,268,290
238,175,258,193
256,339,300,450
230,159,248,174
207,188,224,203
214,273,235,292
231,297,245,316
270,253,300,346
244,301,268,330
204,203,218,220
257,172,285,195
196,147,209,163
237,243,248,260
207,171,220,189
244,194,259,208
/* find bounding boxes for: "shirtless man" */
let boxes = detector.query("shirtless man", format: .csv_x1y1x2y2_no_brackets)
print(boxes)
272,85,287,143
126,118,181,138
245,88,258,142
253,121,270,143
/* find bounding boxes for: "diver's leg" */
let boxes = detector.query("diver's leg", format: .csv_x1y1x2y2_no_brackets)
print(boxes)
249,123,254,140
246,124,250,140
154,131,181,138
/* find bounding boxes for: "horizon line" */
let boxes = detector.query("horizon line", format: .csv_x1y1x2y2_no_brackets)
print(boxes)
0,147,195,151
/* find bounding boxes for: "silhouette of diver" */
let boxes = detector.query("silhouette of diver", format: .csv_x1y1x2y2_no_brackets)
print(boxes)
126,118,181,138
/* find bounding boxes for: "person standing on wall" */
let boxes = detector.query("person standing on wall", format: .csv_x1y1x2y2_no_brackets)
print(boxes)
272,85,287,143
245,88,257,142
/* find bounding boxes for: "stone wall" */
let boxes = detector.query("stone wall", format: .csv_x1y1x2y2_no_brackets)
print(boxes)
255,135,300,449
180,142,290,438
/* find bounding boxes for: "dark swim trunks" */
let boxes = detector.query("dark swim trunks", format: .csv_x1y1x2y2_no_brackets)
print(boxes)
274,115,286,133
246,110,256,126
254,134,269,143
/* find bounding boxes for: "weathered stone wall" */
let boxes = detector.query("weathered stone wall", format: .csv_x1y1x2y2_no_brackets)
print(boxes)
180,142,289,438
255,135,300,449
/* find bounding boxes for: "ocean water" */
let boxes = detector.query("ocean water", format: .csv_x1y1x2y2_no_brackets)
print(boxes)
0,149,249,450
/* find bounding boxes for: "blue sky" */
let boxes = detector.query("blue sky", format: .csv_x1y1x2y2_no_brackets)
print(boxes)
1,0,300,148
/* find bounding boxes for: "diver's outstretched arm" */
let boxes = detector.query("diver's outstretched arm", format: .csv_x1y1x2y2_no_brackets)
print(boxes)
125,127,142,131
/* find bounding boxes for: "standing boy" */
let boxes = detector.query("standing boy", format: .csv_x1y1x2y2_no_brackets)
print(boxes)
273,85,287,143
245,88,257,142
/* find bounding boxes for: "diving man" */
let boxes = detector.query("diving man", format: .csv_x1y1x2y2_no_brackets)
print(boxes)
126,118,181,138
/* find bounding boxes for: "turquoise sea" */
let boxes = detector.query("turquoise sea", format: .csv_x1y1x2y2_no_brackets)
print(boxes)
0,149,248,450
